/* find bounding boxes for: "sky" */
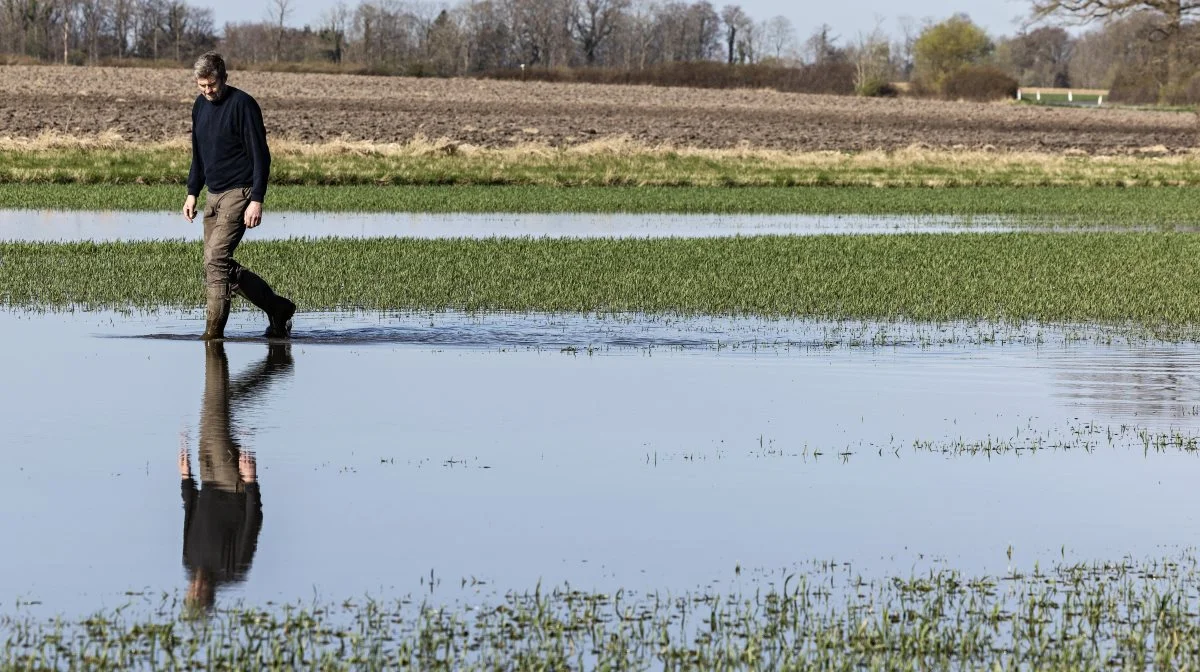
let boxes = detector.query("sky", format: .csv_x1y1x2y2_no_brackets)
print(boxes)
204,0,1036,43
728,0,1033,42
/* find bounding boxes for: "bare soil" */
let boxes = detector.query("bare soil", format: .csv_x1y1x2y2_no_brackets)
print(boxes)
4,65,1197,153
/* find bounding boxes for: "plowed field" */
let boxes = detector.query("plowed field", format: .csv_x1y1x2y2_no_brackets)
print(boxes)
5,65,1197,152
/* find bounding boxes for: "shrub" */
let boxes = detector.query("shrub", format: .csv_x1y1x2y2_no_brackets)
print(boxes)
1153,73,1200,106
940,65,1018,101
905,77,935,98
1181,73,1200,105
1107,66,1160,105
478,61,855,95
0,54,44,66
856,78,899,97
97,57,191,69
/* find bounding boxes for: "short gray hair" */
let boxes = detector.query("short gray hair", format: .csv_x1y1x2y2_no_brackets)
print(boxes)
193,52,227,82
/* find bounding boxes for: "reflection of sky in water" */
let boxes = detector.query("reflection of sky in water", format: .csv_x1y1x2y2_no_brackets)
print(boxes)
3,310,1200,616
0,209,1019,241
1048,349,1200,420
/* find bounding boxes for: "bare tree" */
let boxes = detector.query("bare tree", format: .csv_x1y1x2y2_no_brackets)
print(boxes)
351,1,377,65
997,25,1073,85
850,20,892,94
800,22,839,64
60,0,73,63
184,4,213,53
223,20,270,62
1068,12,1162,86
79,0,106,62
653,1,686,62
762,14,794,62
134,0,162,59
735,16,756,63
266,0,291,61
462,0,513,71
571,0,627,64
894,15,927,79
112,0,133,56
318,0,348,62
1,0,26,54
164,0,186,60
509,0,571,67
687,0,718,60
425,8,463,74
719,3,746,64
0,0,898,74
1031,0,1200,92
620,0,655,67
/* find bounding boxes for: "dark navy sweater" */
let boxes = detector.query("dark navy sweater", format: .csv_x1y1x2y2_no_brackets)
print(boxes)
187,86,271,203
181,478,262,585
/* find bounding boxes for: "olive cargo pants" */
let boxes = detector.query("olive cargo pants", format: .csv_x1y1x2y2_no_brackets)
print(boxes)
202,187,252,292
201,188,295,339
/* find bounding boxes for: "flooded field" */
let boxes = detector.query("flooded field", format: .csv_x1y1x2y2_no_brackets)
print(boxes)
3,308,1200,619
0,209,1023,241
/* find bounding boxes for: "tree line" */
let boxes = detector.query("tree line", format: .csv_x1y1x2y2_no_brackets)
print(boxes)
829,1,1200,103
0,0,800,72
3,0,1199,104
0,0,216,63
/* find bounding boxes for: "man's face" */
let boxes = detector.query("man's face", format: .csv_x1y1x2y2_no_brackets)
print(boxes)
196,76,225,102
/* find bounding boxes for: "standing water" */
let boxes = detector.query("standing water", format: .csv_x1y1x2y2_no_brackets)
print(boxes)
1,309,1199,616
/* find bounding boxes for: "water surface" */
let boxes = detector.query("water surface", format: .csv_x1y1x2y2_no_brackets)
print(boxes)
3,310,1200,616
0,210,1016,241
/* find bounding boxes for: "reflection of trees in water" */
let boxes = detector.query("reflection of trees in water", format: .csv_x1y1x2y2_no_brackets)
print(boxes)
181,341,294,612
1051,349,1200,420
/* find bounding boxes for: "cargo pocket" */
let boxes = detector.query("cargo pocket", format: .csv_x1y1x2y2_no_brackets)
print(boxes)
222,205,247,226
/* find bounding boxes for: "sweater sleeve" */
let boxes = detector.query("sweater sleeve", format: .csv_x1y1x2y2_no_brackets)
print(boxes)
186,98,204,197
237,483,263,571
241,96,271,203
181,477,198,562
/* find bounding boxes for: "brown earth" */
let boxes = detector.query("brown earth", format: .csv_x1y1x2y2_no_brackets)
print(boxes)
4,65,1198,152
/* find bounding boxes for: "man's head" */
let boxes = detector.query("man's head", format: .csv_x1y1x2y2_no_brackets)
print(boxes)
184,567,216,614
194,52,227,102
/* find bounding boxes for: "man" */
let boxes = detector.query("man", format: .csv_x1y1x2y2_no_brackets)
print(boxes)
183,51,295,340
178,340,294,612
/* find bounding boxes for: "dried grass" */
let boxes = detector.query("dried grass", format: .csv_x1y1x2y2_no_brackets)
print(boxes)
0,129,182,151
7,131,1200,188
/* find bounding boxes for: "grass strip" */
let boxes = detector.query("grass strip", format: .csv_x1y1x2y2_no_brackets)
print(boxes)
4,233,1200,326
4,184,1200,220
5,558,1200,670
6,143,1200,188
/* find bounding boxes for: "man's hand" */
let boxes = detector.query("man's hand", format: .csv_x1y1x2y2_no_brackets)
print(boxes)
245,201,263,229
176,441,190,477
239,452,257,484
183,195,197,223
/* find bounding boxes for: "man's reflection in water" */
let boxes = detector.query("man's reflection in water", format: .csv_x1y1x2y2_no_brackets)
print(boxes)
177,341,294,611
